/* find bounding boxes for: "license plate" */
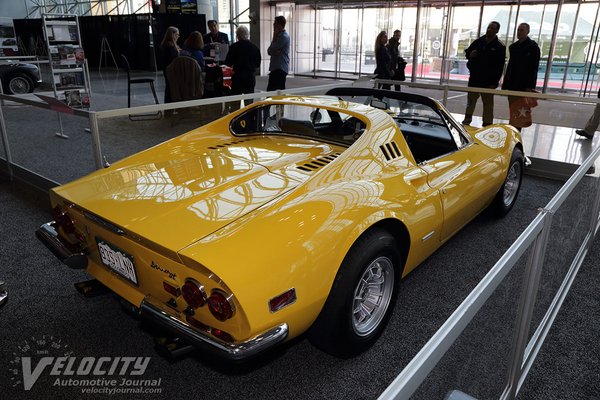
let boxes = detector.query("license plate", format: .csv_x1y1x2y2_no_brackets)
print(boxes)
96,238,138,285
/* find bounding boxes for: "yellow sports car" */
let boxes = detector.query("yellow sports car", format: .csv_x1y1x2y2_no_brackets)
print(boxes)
36,88,525,359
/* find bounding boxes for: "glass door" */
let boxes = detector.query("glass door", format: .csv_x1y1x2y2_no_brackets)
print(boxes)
338,7,362,76
295,3,318,77
316,4,376,78
413,3,446,81
390,6,417,82
315,6,339,77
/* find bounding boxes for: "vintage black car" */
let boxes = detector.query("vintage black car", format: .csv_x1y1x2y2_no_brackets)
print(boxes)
0,61,42,94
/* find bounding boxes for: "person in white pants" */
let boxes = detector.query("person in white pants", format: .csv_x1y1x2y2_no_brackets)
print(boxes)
575,90,600,140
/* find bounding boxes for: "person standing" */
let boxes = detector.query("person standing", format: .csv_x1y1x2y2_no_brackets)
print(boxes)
374,31,392,90
575,88,600,140
203,20,230,61
462,21,505,126
225,26,261,95
267,15,290,91
181,31,205,72
502,23,541,130
203,20,229,46
159,26,180,104
387,29,406,91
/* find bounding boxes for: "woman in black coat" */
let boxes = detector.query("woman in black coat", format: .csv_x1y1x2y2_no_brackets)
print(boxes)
374,31,392,90
159,26,180,104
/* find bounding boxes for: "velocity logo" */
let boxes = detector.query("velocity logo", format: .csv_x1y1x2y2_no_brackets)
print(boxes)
10,336,161,394
21,356,150,390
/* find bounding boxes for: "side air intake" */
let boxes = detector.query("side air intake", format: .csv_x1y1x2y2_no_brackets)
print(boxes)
379,141,402,161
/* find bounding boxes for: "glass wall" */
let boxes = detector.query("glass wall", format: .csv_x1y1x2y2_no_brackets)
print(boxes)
295,3,317,77
288,0,600,95
19,0,600,94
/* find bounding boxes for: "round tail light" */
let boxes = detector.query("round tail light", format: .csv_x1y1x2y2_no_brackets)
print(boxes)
181,279,206,308
208,290,234,321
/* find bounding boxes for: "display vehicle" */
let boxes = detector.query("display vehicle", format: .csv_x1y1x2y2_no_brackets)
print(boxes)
0,61,41,94
36,88,525,359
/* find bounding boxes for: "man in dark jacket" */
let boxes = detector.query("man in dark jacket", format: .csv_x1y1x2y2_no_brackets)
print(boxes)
387,29,406,91
203,20,230,61
225,26,261,95
502,22,541,130
462,21,505,126
502,23,540,92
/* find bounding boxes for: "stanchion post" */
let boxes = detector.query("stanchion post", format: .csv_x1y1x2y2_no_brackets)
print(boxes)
501,210,554,400
88,111,104,170
0,93,14,180
443,85,449,106
55,112,68,139
587,174,600,243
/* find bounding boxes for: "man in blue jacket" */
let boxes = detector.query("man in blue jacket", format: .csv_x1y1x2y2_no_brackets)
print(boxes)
462,21,506,127
267,15,290,91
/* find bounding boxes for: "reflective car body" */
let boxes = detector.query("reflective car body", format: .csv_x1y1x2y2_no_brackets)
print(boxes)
37,88,524,359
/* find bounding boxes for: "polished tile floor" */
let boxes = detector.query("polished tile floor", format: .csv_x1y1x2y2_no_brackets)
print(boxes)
449,106,599,178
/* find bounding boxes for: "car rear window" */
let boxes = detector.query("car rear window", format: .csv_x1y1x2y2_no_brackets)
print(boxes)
230,103,366,146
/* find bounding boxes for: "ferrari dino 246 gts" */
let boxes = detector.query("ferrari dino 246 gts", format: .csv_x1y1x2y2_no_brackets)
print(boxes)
37,88,525,359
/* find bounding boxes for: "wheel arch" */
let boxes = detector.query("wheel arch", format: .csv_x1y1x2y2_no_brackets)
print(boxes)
514,141,524,155
3,71,35,94
345,217,411,278
310,216,411,321
307,217,410,356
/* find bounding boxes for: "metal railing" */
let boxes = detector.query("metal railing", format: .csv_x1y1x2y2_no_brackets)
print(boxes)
87,82,349,169
378,142,600,399
375,77,600,109
370,79,600,399
0,82,349,186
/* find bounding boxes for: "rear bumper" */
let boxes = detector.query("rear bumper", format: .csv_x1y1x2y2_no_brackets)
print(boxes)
36,222,88,269
140,296,288,361
37,221,287,359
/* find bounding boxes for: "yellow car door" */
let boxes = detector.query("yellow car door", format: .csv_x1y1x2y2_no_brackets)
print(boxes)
421,142,502,241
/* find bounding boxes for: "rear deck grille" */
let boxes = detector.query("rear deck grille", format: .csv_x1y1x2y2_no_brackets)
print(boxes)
208,137,260,150
297,153,341,172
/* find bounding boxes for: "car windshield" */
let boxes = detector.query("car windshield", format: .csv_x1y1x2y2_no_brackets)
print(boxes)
230,103,366,146
329,91,470,163
338,95,445,126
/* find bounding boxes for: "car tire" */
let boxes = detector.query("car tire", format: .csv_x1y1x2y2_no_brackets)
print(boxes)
308,229,401,358
493,146,524,217
5,72,34,94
